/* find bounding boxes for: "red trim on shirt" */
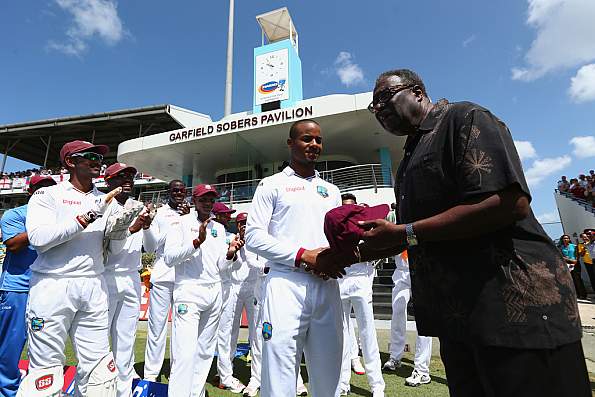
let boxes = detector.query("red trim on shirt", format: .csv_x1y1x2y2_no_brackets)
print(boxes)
295,247,306,268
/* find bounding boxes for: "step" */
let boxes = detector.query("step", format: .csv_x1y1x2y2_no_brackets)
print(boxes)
373,276,393,285
373,302,393,315
376,269,394,278
372,291,392,303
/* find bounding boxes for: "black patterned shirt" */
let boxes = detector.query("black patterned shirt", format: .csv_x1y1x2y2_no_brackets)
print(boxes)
397,99,581,349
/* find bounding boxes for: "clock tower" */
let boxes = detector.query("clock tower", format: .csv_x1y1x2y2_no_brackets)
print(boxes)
253,8,303,114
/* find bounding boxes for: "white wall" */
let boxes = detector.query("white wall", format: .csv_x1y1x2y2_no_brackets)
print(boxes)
554,193,595,237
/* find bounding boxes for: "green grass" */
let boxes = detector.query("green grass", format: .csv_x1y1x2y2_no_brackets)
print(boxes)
22,327,595,396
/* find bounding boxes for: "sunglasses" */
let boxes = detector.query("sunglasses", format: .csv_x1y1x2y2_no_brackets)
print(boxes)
70,152,104,163
368,85,413,114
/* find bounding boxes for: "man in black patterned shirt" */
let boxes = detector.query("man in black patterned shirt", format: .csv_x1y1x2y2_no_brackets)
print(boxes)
321,69,590,397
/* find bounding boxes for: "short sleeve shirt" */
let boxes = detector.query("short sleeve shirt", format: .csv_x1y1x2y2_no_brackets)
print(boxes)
396,99,581,349
0,205,37,291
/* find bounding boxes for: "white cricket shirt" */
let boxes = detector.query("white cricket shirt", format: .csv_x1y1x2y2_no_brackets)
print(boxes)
245,166,341,273
26,181,106,276
104,198,145,273
164,215,234,286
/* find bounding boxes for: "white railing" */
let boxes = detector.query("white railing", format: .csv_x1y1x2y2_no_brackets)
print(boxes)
138,163,393,206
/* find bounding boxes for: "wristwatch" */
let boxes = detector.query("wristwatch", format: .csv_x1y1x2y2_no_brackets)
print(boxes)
405,223,418,246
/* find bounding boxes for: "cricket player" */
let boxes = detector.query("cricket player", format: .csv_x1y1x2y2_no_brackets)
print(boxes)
0,175,56,397
383,250,432,387
245,119,343,397
142,180,190,381
20,140,120,396
164,184,242,397
214,203,257,393
337,194,385,397
103,163,154,397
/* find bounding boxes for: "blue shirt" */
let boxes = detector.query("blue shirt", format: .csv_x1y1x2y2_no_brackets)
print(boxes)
0,205,37,292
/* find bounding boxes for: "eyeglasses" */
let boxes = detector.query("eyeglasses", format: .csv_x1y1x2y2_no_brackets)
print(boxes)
368,85,413,114
70,152,104,163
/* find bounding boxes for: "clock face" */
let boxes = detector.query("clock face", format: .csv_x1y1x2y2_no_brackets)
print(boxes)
255,48,290,105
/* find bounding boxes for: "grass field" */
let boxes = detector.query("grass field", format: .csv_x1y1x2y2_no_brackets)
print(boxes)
22,327,595,396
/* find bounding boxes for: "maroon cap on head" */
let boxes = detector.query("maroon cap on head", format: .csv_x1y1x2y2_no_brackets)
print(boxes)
29,175,57,188
192,184,219,197
235,212,248,223
104,162,137,179
212,202,236,215
324,204,390,251
60,140,109,164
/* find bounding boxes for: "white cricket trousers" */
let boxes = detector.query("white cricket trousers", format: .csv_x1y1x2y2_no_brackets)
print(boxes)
105,270,141,397
216,280,256,385
25,273,111,397
143,281,174,381
390,266,432,377
339,275,385,393
168,282,223,397
261,269,343,397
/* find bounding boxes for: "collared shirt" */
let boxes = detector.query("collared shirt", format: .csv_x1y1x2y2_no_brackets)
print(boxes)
0,205,37,291
396,99,581,349
164,215,233,286
26,181,107,276
143,205,184,283
246,166,341,273
104,198,145,273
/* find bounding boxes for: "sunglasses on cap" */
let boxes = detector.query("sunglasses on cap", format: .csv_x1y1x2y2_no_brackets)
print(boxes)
69,152,104,163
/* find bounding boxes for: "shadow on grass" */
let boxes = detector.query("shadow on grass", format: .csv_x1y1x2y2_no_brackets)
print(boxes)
379,352,448,387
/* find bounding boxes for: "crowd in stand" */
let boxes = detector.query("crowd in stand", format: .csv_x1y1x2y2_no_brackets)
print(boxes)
558,170,595,206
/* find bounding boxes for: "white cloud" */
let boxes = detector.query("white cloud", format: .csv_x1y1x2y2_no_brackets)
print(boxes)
48,0,125,56
334,51,365,87
536,211,560,224
524,155,571,186
512,0,595,81
569,136,595,158
462,34,476,48
569,64,595,103
514,140,537,161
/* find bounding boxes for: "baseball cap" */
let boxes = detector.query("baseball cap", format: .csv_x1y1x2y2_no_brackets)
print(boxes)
29,175,57,188
104,162,137,179
235,212,248,223
324,204,390,251
192,184,219,197
60,140,109,164
212,202,236,215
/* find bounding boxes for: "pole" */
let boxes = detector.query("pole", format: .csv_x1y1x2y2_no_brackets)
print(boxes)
224,0,235,117
43,135,52,168
0,142,9,176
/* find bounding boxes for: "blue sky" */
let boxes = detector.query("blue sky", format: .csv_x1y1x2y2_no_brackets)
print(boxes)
1,0,595,237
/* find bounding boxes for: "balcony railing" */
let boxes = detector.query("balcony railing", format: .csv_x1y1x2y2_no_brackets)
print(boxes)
139,163,393,206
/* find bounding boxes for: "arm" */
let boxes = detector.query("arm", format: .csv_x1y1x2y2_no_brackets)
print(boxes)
4,232,29,253
163,220,197,267
25,191,83,253
245,181,303,267
1,210,29,253
142,220,159,253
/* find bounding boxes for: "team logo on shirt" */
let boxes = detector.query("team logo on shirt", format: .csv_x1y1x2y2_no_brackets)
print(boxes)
316,186,329,198
31,317,45,332
211,229,218,238
262,322,273,340
177,304,188,315
35,374,53,390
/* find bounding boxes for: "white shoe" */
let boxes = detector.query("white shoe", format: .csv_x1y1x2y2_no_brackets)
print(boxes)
351,357,365,375
405,369,431,387
339,388,351,396
243,381,259,397
219,377,246,393
296,383,308,396
382,357,402,371
372,389,385,397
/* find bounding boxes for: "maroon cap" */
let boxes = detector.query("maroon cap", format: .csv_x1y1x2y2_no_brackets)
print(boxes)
192,184,219,197
104,162,137,179
60,140,109,164
29,175,57,188
212,202,236,215
235,212,248,223
324,204,390,251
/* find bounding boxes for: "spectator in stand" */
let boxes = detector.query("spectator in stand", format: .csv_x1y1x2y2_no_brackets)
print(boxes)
560,234,587,300
569,178,585,199
578,174,588,189
557,176,569,192
578,232,594,294
585,179,594,206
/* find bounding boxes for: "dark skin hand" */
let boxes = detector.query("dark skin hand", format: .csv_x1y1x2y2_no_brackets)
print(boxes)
4,233,29,253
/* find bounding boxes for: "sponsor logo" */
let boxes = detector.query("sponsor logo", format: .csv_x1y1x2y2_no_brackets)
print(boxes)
33,190,45,195
35,374,53,390
316,186,329,198
258,81,279,94
286,186,305,193
107,359,116,372
177,304,188,315
211,229,218,238
62,199,82,205
31,317,45,332
262,322,273,341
